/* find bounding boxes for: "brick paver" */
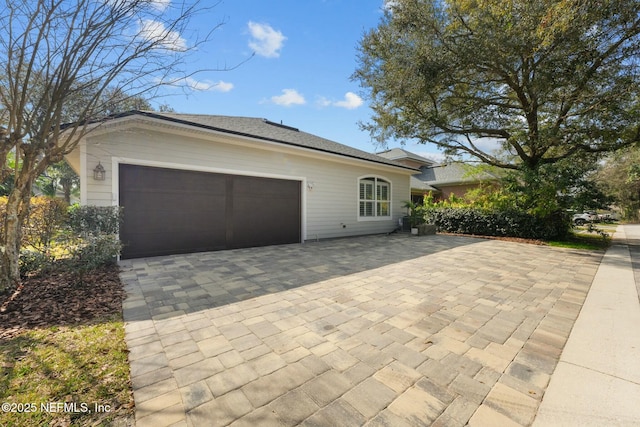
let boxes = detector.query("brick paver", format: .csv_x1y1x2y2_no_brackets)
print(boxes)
120,234,602,426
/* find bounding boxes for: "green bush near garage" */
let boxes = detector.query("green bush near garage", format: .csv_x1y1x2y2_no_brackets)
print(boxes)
0,197,124,277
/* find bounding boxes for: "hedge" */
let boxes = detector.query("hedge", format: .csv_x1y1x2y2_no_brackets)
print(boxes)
425,207,570,240
0,197,123,277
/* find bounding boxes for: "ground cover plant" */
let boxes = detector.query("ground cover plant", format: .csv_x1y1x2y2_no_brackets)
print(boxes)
0,199,133,426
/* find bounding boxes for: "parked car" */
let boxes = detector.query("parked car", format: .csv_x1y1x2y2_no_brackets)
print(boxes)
573,212,597,225
597,213,618,223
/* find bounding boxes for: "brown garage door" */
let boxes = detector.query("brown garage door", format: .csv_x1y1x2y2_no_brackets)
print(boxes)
119,164,301,259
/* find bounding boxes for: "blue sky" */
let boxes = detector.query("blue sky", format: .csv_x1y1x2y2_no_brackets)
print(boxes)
152,0,446,162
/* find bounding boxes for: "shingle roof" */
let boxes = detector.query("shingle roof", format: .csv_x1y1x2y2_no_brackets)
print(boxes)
377,148,435,166
415,162,496,186
410,176,439,192
106,111,417,172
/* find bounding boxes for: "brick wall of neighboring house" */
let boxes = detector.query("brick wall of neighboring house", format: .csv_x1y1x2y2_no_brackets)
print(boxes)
435,183,480,200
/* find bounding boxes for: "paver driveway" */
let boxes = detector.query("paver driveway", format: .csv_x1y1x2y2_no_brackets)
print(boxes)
119,234,602,427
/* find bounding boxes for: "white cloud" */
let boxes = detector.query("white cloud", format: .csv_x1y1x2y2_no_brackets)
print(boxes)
185,78,234,92
416,150,447,164
471,137,503,154
316,92,364,110
106,0,170,11
270,89,306,106
383,0,399,12
247,21,286,58
315,96,332,108
211,80,234,92
140,19,187,51
334,92,363,109
161,77,234,92
149,0,171,11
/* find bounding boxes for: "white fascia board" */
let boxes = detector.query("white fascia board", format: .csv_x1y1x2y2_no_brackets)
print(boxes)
87,115,417,176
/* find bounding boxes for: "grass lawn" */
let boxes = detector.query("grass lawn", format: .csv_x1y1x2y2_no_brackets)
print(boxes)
548,229,612,251
0,318,133,426
0,266,134,427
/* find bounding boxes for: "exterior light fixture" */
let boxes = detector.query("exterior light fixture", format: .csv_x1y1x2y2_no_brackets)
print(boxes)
93,162,106,181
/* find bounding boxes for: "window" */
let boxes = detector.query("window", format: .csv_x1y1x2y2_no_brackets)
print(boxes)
359,177,391,219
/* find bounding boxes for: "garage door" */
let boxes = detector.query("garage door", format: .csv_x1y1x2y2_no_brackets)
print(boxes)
119,164,301,259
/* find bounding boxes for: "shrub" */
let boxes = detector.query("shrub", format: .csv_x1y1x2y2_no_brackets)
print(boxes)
61,206,124,281
0,199,124,277
22,197,69,251
0,196,68,252
64,235,123,283
426,207,570,240
19,250,53,277
67,205,123,236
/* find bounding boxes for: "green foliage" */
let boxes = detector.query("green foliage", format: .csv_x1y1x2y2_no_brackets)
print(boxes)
0,196,68,255
0,153,16,196
63,235,122,282
36,161,80,204
18,250,53,276
67,205,123,237
595,147,640,221
423,188,509,212
355,0,640,216
402,200,427,227
426,207,570,240
61,205,123,282
442,158,608,216
463,185,514,212
0,198,123,277
585,223,612,244
22,197,69,252
420,186,571,240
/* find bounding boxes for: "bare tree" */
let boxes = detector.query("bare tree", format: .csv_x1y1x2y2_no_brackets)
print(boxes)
0,0,226,292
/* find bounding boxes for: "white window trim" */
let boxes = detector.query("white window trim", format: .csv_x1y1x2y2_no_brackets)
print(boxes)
357,175,392,221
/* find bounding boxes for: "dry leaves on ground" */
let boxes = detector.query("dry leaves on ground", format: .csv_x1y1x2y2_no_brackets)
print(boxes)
0,265,125,339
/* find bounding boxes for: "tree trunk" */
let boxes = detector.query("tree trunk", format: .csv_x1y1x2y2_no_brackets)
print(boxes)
0,194,23,293
0,165,37,294
63,182,72,205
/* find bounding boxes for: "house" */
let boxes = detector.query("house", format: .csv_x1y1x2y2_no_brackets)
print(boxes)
377,148,498,203
65,111,416,259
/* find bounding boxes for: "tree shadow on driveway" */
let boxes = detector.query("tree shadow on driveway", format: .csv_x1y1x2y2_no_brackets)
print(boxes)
119,234,483,322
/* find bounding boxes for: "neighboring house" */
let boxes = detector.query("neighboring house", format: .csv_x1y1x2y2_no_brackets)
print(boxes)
377,148,497,203
65,111,416,259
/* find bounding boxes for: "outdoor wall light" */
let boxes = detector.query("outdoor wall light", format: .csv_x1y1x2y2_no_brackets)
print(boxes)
307,181,315,190
93,162,106,181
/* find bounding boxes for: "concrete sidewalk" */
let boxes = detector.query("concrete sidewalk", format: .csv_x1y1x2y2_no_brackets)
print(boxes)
534,224,640,426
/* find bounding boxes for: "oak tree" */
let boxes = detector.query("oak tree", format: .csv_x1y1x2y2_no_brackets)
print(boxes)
355,0,640,173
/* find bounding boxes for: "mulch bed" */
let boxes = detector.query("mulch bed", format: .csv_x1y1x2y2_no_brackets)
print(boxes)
0,264,125,340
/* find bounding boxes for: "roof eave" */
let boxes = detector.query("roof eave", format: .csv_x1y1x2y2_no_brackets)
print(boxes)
82,111,419,173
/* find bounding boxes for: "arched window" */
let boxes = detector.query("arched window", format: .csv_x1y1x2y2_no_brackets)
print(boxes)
358,177,391,219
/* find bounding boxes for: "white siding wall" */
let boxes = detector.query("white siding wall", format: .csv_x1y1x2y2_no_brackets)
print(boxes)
80,123,411,241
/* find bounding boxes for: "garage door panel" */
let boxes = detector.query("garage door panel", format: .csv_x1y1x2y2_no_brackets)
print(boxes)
122,231,227,258
231,176,301,249
119,164,301,259
123,213,226,234
125,166,226,193
233,175,298,196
